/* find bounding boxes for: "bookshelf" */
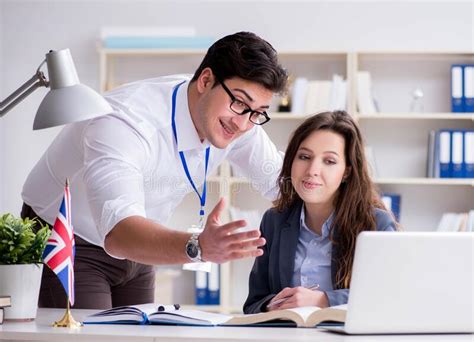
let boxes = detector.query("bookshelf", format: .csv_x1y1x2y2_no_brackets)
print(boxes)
98,47,473,313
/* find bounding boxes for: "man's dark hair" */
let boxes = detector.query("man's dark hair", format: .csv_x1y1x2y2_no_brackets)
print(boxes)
191,32,288,94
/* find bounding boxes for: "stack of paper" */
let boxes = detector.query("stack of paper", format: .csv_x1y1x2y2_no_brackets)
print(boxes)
290,75,347,115
356,71,377,114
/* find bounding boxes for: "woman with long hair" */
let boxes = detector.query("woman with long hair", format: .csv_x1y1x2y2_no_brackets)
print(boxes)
244,110,398,313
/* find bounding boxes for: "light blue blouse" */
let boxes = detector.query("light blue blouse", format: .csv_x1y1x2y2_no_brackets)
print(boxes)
291,205,334,291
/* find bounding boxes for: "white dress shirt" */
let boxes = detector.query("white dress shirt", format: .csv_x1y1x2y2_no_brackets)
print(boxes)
22,75,283,250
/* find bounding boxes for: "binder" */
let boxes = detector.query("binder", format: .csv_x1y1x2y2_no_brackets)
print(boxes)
291,77,309,115
381,193,401,222
356,71,377,114
433,131,441,178
427,130,436,178
451,130,464,178
207,263,220,305
464,131,474,178
451,65,464,112
463,65,474,112
195,271,208,305
439,130,452,178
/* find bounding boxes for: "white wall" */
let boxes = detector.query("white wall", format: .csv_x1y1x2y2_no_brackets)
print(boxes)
0,0,472,215
0,1,4,213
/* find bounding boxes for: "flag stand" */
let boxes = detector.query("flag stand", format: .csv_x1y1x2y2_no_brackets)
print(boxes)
52,296,82,328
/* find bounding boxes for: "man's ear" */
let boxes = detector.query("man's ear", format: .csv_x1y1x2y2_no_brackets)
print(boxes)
196,67,215,94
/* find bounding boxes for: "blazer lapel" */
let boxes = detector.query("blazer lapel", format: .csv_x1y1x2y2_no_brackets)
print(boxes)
278,202,302,289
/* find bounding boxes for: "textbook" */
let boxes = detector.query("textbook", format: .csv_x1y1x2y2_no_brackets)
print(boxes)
83,304,232,326
83,303,347,327
0,296,11,308
226,305,347,327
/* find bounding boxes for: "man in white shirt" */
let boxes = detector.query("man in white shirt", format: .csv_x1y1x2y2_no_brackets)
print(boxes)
21,32,288,309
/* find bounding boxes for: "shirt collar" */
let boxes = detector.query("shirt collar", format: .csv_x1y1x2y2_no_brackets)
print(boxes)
175,80,210,152
299,204,334,238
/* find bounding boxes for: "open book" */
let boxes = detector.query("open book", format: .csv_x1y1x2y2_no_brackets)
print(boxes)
83,303,346,328
83,304,232,326
226,305,346,327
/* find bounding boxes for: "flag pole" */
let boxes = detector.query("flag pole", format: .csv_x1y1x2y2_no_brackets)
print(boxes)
50,179,82,328
52,295,82,328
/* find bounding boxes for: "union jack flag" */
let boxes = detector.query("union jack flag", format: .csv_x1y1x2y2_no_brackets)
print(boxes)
42,180,75,306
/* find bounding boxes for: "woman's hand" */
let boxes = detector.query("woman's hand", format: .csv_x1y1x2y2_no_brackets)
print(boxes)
267,287,329,311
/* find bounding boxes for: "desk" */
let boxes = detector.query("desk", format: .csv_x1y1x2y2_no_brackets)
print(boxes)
0,309,471,342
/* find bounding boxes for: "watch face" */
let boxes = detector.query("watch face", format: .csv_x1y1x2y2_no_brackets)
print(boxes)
186,242,199,258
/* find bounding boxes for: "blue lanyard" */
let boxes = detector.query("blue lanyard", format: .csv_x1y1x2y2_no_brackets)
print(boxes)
171,81,211,225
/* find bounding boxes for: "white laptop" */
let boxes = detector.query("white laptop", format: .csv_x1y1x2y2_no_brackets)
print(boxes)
324,231,473,334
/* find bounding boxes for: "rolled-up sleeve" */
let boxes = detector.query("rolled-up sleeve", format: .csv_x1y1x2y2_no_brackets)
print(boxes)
82,114,149,245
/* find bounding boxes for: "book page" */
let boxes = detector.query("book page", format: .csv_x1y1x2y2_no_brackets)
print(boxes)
306,305,347,327
149,309,232,326
286,306,322,322
224,307,322,327
84,303,170,324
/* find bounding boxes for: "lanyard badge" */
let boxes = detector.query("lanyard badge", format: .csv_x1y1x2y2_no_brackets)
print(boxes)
171,81,212,273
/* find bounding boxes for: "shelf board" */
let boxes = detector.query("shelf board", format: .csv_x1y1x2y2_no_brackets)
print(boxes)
278,50,348,56
375,177,474,186
222,177,474,186
357,113,474,120
207,176,221,183
271,113,474,121
355,50,474,55
98,48,473,56
271,113,310,120
100,48,207,56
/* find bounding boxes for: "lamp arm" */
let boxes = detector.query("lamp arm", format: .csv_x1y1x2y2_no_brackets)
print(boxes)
0,69,49,118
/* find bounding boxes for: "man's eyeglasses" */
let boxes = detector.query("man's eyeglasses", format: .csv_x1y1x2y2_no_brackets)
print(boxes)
215,77,271,126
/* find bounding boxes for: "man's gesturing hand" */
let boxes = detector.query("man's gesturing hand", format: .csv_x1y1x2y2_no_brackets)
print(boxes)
199,198,266,263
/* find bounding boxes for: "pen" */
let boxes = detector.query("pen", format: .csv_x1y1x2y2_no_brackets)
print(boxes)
157,304,181,312
266,284,320,308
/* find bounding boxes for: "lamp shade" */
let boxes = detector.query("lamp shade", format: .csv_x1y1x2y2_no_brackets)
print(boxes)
34,84,112,130
33,49,112,130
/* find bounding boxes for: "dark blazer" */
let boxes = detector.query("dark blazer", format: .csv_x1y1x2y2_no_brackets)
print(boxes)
243,202,396,314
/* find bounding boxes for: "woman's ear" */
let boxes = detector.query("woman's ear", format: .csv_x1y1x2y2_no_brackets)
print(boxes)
196,67,214,93
342,167,352,182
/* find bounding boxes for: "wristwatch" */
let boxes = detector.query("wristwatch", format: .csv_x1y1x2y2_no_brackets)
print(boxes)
185,233,203,262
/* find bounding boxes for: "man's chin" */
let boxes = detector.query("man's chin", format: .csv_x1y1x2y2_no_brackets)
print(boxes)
205,135,228,149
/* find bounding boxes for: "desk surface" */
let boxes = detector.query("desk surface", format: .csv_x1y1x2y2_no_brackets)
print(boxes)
0,309,472,342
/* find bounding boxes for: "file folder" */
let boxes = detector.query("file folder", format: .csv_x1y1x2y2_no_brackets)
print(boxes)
195,271,208,305
451,65,464,112
464,131,474,178
463,65,474,112
439,130,452,178
207,263,220,305
451,130,464,178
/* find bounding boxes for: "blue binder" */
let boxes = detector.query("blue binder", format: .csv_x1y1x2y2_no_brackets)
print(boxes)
381,193,401,222
195,271,208,305
439,130,452,178
463,65,474,112
451,130,464,178
451,65,464,112
464,130,474,178
207,264,220,305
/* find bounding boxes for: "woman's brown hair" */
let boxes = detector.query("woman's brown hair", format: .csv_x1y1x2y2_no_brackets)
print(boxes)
274,110,390,289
